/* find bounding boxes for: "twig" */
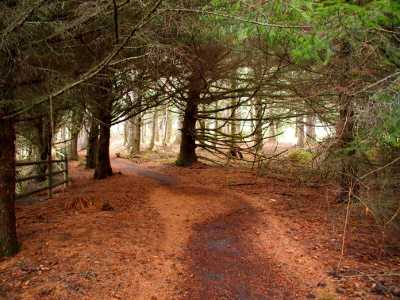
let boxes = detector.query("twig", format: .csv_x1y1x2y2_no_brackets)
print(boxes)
341,273,400,278
345,269,393,297
227,182,256,186
336,186,354,273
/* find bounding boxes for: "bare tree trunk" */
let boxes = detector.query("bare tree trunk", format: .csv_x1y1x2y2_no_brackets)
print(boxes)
36,116,51,181
336,91,357,202
213,102,219,147
132,114,142,154
174,114,183,145
69,132,79,160
85,118,99,169
198,103,206,147
124,120,130,146
268,106,277,142
306,113,316,146
162,106,171,146
80,123,89,150
0,116,18,258
296,114,305,148
230,98,239,148
253,97,264,151
149,109,157,151
94,110,113,179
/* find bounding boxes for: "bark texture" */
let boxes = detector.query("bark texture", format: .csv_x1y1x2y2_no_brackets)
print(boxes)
176,92,199,167
0,116,18,258
86,119,99,169
94,109,113,179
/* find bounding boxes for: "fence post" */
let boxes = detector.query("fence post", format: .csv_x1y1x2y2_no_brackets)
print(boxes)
64,158,68,188
47,157,53,198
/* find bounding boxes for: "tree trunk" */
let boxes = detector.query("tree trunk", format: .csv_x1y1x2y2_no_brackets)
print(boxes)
130,114,141,154
126,118,134,147
124,120,129,146
213,102,219,147
162,106,171,146
94,111,113,179
198,103,206,147
0,116,18,258
85,118,99,169
306,113,316,146
296,114,305,148
176,92,199,167
36,117,51,182
149,109,157,151
80,123,89,150
174,114,183,145
36,117,51,181
253,97,264,151
230,98,239,147
336,92,357,202
69,131,79,160
268,106,277,142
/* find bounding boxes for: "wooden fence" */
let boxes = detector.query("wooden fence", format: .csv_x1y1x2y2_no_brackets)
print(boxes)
15,155,68,199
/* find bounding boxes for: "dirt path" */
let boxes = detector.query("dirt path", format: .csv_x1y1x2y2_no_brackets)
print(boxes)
112,158,326,299
1,158,337,300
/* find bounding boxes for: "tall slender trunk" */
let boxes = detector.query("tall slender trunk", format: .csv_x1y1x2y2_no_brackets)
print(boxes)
85,118,99,169
36,117,51,181
69,131,79,160
336,91,357,202
230,98,239,147
213,102,219,147
130,114,142,154
253,97,264,151
80,123,89,150
268,106,277,142
94,110,113,179
0,116,18,258
174,114,183,145
306,113,316,146
162,106,171,146
296,114,305,148
149,109,157,151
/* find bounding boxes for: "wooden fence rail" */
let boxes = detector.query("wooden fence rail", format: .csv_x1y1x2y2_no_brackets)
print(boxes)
15,157,68,199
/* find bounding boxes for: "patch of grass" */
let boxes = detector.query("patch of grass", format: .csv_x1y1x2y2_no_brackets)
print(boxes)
287,150,312,164
316,287,339,300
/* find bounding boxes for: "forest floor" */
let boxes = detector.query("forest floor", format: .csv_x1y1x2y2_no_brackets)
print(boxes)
1,143,400,300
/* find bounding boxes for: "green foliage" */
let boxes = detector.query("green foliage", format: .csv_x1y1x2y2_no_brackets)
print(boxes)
174,158,184,167
351,92,400,162
289,0,400,64
287,150,312,164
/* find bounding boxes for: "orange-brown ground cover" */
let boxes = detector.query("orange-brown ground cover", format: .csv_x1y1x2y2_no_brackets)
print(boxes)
1,147,399,299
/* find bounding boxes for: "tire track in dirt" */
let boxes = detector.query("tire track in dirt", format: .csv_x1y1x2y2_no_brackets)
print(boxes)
112,159,302,299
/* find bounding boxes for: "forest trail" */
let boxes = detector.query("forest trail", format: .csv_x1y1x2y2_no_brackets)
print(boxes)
111,158,322,299
1,158,338,300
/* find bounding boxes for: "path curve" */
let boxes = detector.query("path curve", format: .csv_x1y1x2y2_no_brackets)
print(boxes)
112,158,308,299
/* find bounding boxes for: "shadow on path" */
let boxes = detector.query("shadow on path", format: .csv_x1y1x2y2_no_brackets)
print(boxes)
111,158,180,187
112,158,299,299
177,202,297,300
